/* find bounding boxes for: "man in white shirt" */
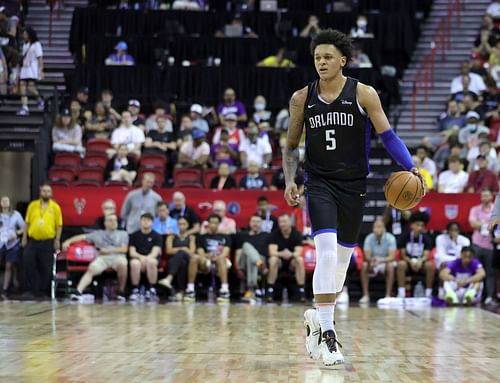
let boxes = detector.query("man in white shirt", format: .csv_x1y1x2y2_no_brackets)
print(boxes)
111,110,146,157
239,125,272,168
450,61,486,95
438,155,469,193
435,222,471,268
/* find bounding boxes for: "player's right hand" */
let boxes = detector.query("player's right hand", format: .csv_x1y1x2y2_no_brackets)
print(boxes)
284,182,300,206
488,217,500,231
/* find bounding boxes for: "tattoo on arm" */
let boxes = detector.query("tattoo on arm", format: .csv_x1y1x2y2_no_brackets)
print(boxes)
283,147,300,185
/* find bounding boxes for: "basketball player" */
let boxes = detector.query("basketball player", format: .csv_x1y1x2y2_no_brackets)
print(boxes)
283,29,424,367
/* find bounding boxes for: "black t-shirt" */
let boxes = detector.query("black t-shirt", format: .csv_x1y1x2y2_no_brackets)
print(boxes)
197,233,232,254
239,175,268,190
210,175,237,189
147,130,176,146
235,231,270,257
398,231,433,259
269,228,302,252
169,205,200,229
129,230,163,256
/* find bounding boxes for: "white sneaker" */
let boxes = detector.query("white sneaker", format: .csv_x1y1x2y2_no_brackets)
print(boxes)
304,309,321,360
319,329,344,368
359,295,370,304
336,290,349,305
484,297,494,305
129,288,140,302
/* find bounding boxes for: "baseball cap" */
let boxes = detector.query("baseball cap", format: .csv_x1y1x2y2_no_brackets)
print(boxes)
140,212,154,220
192,129,206,140
477,154,487,160
190,104,203,115
115,41,128,51
466,111,480,120
128,99,141,108
224,113,237,121
61,108,71,116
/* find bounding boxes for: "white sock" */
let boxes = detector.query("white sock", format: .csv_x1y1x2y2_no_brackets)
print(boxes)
312,232,338,294
425,288,432,298
398,287,406,297
187,283,195,292
221,283,229,292
335,244,354,292
317,304,335,333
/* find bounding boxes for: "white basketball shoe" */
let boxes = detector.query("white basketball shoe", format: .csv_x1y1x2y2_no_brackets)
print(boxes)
319,329,344,368
304,309,322,360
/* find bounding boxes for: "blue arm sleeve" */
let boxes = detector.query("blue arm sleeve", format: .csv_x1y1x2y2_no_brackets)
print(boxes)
379,128,415,171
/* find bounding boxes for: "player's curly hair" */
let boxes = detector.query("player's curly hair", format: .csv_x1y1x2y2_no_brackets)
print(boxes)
310,29,353,63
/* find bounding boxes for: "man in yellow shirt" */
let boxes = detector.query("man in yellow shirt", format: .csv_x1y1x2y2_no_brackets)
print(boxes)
21,183,62,299
257,48,295,68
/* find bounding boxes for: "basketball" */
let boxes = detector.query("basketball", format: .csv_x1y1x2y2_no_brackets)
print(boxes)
384,171,424,210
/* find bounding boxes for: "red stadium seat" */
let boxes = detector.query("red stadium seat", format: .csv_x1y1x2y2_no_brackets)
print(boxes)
83,153,108,169
86,138,111,153
104,180,130,187
48,180,70,187
78,168,104,184
48,166,76,183
140,153,167,169
173,168,202,186
72,180,101,187
177,182,203,189
203,168,219,188
271,156,282,169
54,152,81,170
233,169,247,186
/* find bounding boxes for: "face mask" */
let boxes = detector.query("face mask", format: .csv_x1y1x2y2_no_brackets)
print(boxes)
357,20,367,28
466,123,477,132
254,103,265,111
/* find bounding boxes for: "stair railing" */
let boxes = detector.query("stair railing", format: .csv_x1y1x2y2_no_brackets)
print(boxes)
411,0,463,131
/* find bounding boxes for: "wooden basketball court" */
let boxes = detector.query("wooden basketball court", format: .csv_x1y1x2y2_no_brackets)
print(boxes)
0,302,498,383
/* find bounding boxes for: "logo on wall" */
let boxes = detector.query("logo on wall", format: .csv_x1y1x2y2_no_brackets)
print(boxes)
227,202,241,216
444,205,458,220
197,202,213,212
74,198,86,215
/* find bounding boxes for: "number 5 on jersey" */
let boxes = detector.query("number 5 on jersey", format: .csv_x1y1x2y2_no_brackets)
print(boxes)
325,129,336,151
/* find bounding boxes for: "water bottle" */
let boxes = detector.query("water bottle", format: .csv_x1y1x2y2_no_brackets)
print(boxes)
414,281,424,298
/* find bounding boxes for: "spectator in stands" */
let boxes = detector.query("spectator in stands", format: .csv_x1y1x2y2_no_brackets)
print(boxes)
21,184,62,300
349,44,372,68
169,191,200,235
450,61,486,96
63,213,128,302
212,113,246,147
440,246,485,305
452,75,479,102
480,79,500,116
257,47,295,68
416,145,437,183
460,94,481,117
105,41,135,66
70,99,86,127
211,129,239,169
17,27,44,116
350,15,373,38
121,172,162,233
100,89,121,122
435,222,471,269
472,28,493,62
145,101,173,133
105,144,137,185
172,0,204,10
217,88,247,125
52,108,85,154
111,110,145,157
84,101,116,140
466,155,499,193
0,47,7,96
158,216,196,299
438,99,467,133
300,15,321,39
239,161,268,190
468,140,497,171
487,0,500,18
489,40,500,88
0,196,25,299
95,199,125,230
75,87,89,113
396,212,435,298
189,104,210,133
210,163,237,190
468,188,495,304
255,195,278,233
235,215,270,301
143,115,177,158
239,125,272,168
360,219,396,303
433,137,459,172
481,14,500,41
185,214,231,302
252,95,273,127
127,99,145,130
383,206,411,243
215,15,258,38
152,201,178,235
266,214,305,302
458,111,489,148
178,129,210,168
200,200,236,235
437,155,469,193
128,212,162,301
412,155,433,191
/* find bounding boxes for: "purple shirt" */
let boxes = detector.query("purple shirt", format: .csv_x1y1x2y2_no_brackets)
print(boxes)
217,101,246,119
447,258,483,282
211,142,239,166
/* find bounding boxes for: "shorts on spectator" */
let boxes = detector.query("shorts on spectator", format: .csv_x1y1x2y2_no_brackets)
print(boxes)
0,244,20,263
369,261,396,276
19,78,38,83
90,254,127,274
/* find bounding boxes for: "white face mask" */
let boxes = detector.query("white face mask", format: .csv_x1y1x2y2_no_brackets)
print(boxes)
357,20,367,28
254,103,265,111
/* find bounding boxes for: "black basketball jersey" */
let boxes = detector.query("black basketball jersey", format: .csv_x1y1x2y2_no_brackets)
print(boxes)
303,77,370,180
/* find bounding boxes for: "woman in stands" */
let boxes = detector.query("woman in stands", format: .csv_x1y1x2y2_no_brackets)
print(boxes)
84,101,117,140
52,108,85,154
17,27,44,116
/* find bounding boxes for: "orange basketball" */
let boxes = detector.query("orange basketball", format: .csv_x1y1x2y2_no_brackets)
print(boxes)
383,171,424,210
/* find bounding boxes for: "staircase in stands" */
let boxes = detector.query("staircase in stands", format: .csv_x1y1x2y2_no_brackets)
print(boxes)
25,0,87,97
393,0,491,147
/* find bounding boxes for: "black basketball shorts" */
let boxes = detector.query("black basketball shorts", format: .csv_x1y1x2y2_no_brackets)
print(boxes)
304,172,366,246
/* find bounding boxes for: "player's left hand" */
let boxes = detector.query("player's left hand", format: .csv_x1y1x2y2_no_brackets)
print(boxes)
410,167,426,196
284,182,301,206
